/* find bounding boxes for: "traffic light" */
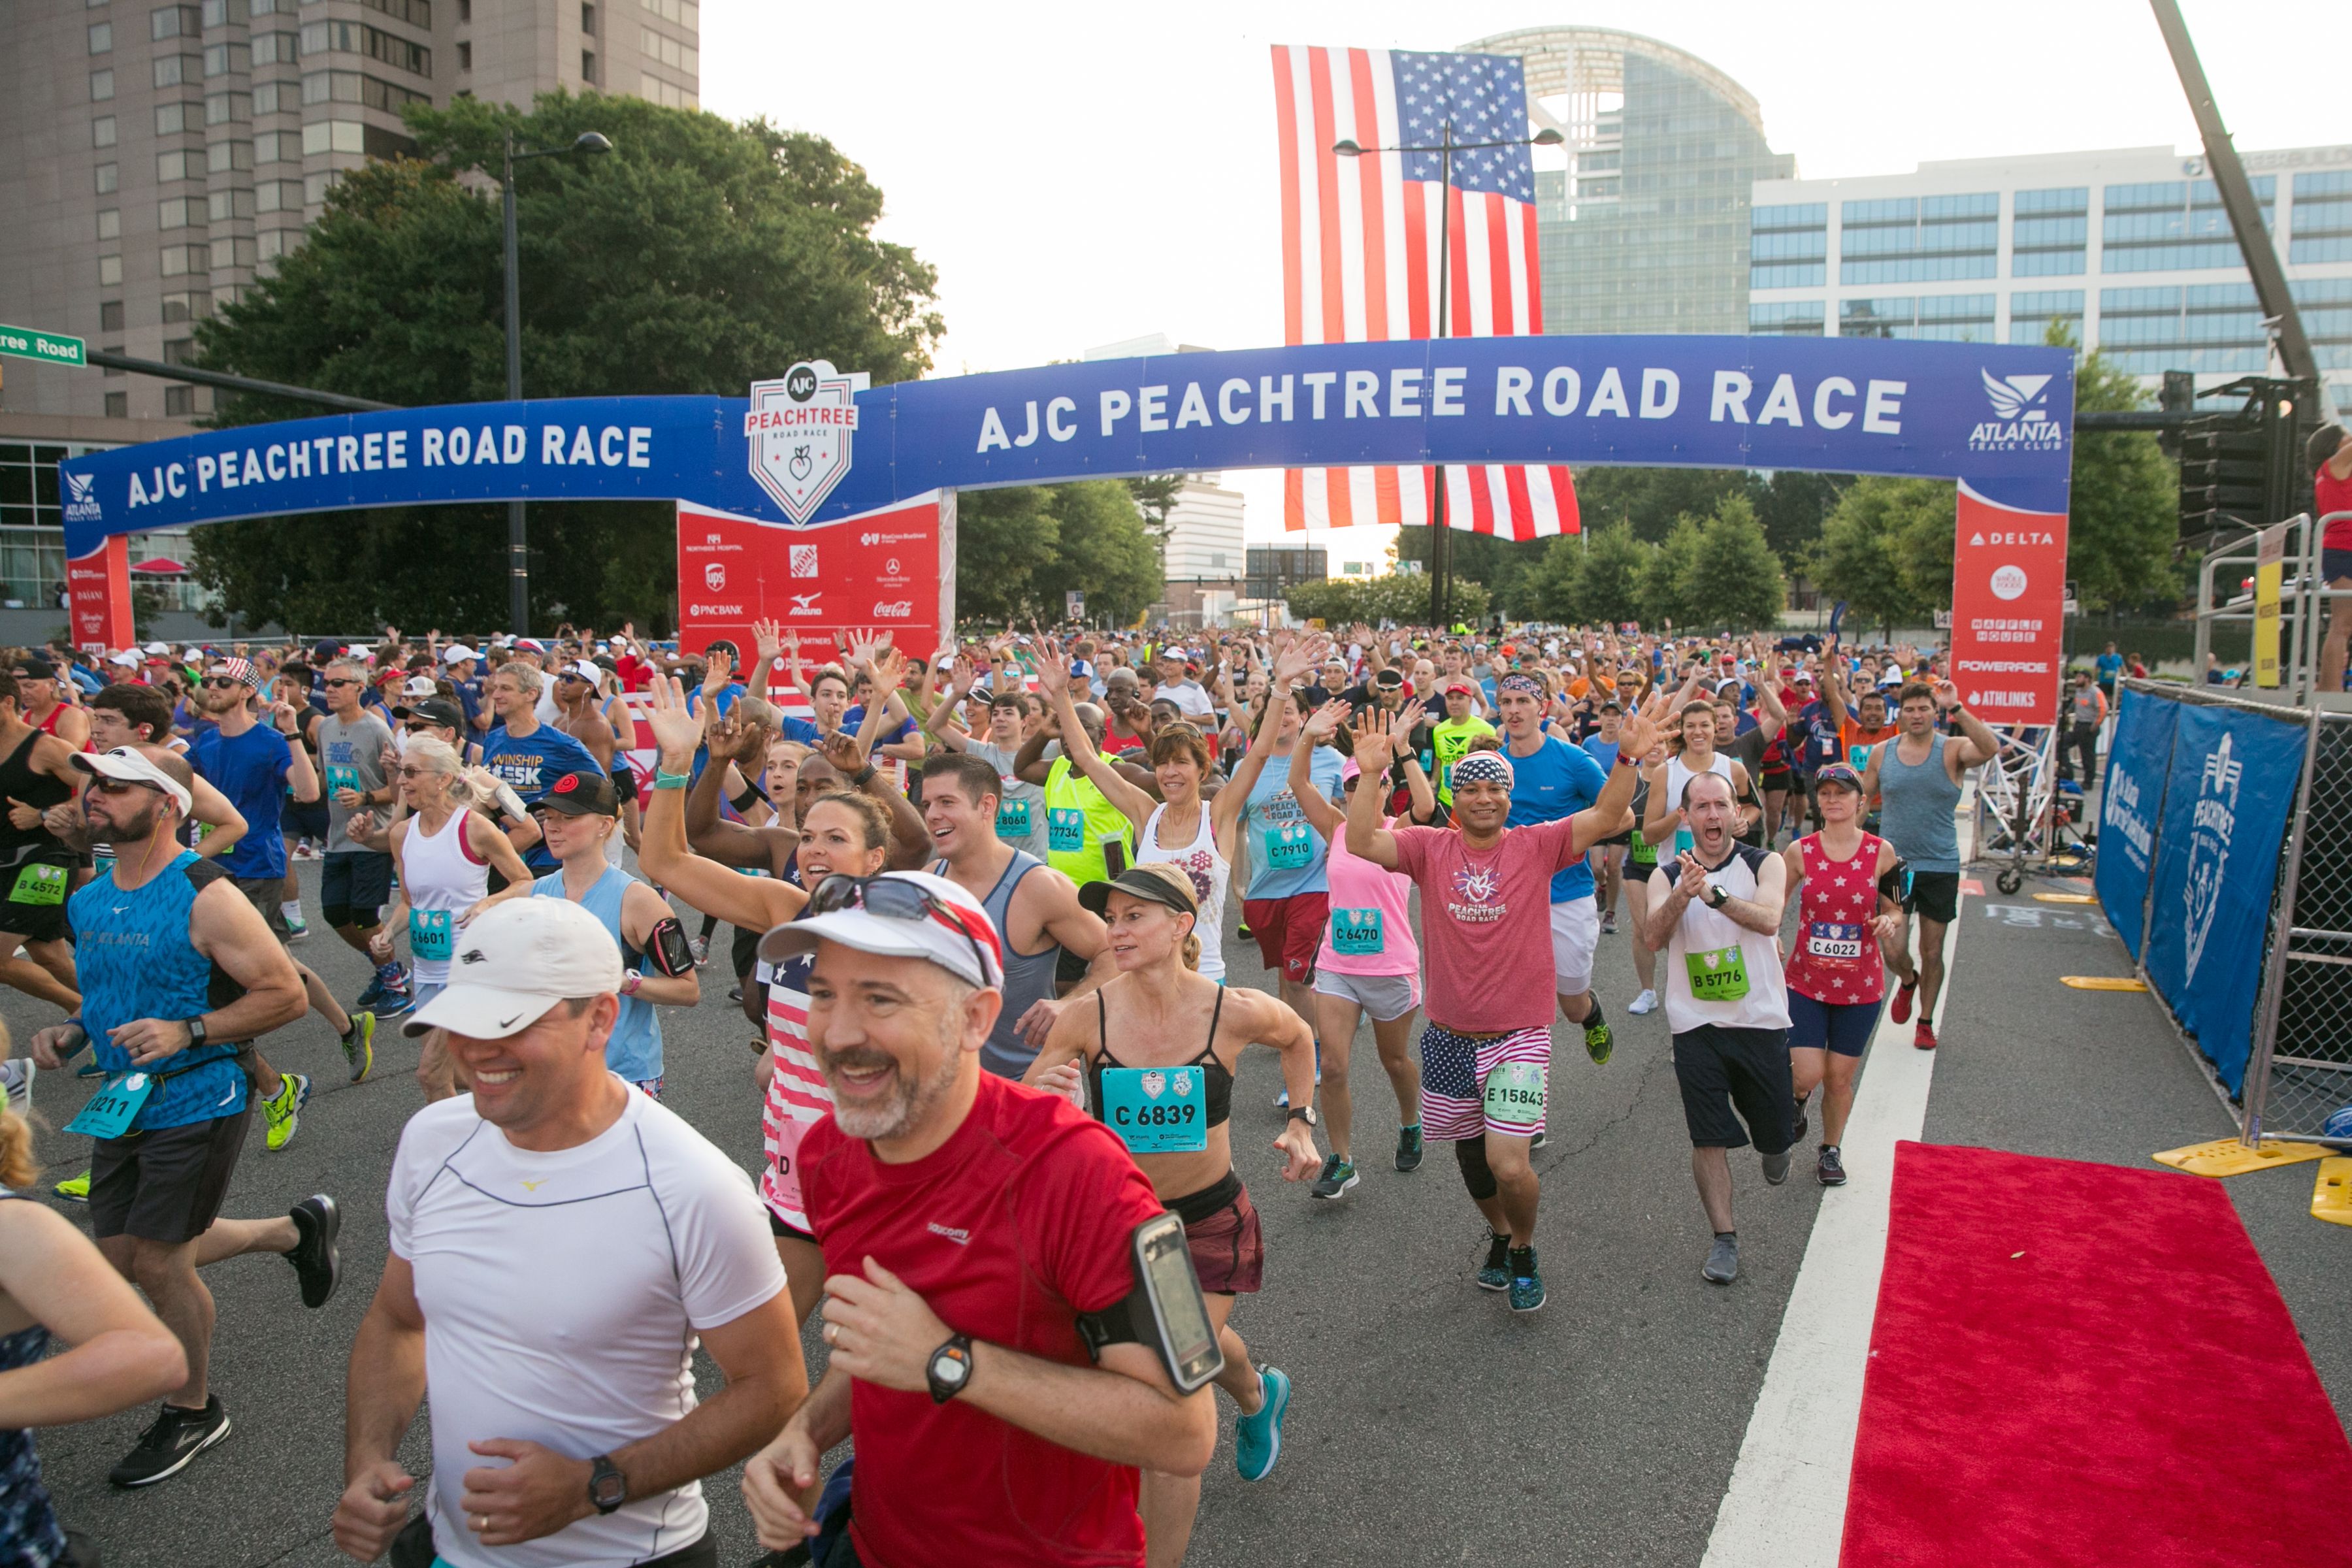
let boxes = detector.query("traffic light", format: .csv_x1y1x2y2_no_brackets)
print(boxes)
2176,375,2321,544
2158,370,2195,459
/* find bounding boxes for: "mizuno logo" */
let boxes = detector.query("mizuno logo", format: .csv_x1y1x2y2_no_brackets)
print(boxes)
520,1178,545,1192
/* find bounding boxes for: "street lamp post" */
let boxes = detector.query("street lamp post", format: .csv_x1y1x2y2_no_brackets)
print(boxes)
501,128,613,635
1336,123,1561,630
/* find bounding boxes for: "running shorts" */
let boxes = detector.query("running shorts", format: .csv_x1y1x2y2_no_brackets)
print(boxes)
89,1104,253,1244
1418,1022,1550,1141
1170,1171,1262,1295
1787,991,1879,1058
1671,1024,1796,1153
1906,870,1960,926
1313,968,1421,1022
768,1209,817,1246
321,850,393,929
1243,892,1328,985
2325,547,2352,585
0,852,77,945
284,796,330,841
1549,897,1599,994
233,875,292,941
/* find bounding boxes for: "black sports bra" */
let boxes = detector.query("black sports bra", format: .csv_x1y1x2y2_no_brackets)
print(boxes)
1088,986,1233,1131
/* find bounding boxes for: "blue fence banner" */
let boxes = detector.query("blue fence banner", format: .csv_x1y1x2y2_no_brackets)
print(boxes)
2095,685,2182,962
2142,701,2304,1094
57,335,2075,555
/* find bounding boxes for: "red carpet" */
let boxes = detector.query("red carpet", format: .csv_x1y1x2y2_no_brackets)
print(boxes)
1840,1141,2352,1566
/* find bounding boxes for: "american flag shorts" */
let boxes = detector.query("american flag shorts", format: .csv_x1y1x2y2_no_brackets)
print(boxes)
1418,1022,1551,1141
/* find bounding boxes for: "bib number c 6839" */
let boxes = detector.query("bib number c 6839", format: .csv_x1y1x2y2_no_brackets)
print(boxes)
64,1071,154,1139
1098,1066,1209,1154
1684,943,1752,1001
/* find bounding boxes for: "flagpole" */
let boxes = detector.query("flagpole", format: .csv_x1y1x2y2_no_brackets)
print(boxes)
1430,120,1452,634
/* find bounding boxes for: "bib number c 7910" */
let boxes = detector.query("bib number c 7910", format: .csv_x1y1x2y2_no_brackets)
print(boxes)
64,1071,154,1139
1098,1066,1209,1154
1684,943,1752,1002
1262,823,1315,870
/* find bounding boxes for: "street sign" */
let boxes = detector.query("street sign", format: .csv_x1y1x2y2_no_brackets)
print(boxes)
0,324,86,368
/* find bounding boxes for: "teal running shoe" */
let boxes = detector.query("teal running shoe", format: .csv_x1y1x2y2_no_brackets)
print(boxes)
1234,1364,1290,1482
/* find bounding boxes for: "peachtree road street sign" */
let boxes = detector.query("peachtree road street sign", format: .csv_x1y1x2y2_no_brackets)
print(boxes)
0,325,86,368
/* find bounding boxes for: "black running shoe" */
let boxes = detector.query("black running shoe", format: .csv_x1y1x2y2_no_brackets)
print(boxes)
1394,1124,1424,1172
1791,1092,1810,1145
1816,1144,1848,1186
287,1194,341,1309
109,1396,231,1487
1475,1232,1511,1292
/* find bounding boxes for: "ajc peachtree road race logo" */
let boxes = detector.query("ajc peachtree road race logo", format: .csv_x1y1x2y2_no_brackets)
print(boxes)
62,472,102,527
2182,728,2243,981
745,361,859,523
1969,369,2064,454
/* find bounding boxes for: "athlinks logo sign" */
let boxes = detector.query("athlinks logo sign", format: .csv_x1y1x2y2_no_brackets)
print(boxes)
1969,370,2064,453
61,472,103,527
2181,728,2243,981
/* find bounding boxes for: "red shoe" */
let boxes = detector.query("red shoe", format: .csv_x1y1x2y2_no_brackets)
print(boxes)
1914,1021,1938,1051
1889,980,1916,1024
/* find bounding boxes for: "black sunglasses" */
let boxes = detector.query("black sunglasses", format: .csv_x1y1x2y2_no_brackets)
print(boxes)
809,874,990,981
201,676,244,689
86,776,162,797
323,677,361,688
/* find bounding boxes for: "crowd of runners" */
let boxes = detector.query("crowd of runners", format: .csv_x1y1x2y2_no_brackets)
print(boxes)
0,615,2014,1568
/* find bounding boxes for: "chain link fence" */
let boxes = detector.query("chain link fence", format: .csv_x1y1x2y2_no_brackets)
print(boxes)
2249,710,2352,1141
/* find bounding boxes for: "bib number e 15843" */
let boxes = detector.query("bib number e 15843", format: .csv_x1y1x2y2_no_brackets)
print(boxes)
1098,1066,1208,1154
1685,944,1752,1001
65,1071,154,1139
1480,1060,1547,1126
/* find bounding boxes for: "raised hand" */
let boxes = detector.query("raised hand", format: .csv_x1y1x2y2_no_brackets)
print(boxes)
643,675,705,766
1393,696,1428,734
1616,690,1666,761
1302,697,1350,743
1030,636,1071,696
1351,717,1398,774
819,725,868,777
752,618,783,661
871,644,910,696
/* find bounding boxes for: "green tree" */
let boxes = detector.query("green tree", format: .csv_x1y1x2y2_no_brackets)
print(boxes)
952,487,1057,627
1753,470,1852,571
1393,525,1548,616
1555,525,1652,625
1682,495,1788,630
1641,515,1707,627
1811,477,1955,636
1285,574,1488,627
188,90,943,631
2054,322,2182,612
1033,482,1164,627
1122,474,1184,544
1571,467,1754,544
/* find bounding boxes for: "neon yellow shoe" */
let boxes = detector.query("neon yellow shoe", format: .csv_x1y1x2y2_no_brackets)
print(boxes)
262,1071,310,1152
52,1171,90,1203
341,1011,376,1084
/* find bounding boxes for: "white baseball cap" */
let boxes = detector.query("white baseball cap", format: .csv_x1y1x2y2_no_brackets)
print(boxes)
107,650,140,668
759,870,1005,989
400,898,624,1039
71,746,193,817
142,641,171,657
442,644,481,664
402,675,438,696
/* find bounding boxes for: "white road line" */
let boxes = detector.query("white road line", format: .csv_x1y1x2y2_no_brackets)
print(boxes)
1699,863,1972,1567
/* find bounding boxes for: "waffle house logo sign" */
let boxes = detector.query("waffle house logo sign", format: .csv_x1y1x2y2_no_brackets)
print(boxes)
745,361,863,523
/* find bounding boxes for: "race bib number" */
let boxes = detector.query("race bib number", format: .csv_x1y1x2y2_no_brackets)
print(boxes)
1481,1060,1547,1124
1262,823,1315,870
1627,830,1657,867
1047,806,1085,853
8,862,67,907
1330,907,1383,955
994,796,1032,841
65,1070,154,1140
1099,1066,1209,1154
1684,944,1752,1002
410,907,453,960
1805,921,1865,961
768,1115,810,1224
1848,743,1874,771
326,764,362,797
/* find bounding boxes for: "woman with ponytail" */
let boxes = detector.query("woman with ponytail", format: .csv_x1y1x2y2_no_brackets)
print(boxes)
1022,861,1323,1564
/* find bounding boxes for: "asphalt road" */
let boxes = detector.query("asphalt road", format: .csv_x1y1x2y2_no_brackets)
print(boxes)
14,851,2345,1567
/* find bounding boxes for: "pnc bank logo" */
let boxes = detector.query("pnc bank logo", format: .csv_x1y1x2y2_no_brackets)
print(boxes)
1969,369,2065,454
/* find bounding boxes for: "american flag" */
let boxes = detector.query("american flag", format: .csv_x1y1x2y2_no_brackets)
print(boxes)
1271,45,1578,541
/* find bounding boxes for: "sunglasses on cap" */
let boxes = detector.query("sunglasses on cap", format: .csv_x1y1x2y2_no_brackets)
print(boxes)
808,873,991,980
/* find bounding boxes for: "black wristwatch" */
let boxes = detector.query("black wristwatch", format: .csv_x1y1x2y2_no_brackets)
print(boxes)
1286,1103,1318,1126
587,1454,627,1515
1705,885,1731,911
184,1015,208,1049
926,1333,975,1404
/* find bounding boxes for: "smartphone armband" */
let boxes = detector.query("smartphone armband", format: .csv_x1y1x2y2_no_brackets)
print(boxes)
1878,855,1911,906
647,916,695,977
1074,1211,1224,1394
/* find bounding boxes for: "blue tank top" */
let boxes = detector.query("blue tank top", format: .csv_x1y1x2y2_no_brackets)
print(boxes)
0,1198,66,1568
72,849,246,1130
532,865,662,1084
1505,734,1609,902
945,851,1062,1081
1878,732,1963,872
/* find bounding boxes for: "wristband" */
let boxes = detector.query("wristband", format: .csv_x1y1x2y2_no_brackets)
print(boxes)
1615,753,1641,768
653,769,691,791
853,764,878,786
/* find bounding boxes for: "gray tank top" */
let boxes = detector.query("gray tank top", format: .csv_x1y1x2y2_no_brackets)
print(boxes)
940,850,1062,1079
1878,732,1961,872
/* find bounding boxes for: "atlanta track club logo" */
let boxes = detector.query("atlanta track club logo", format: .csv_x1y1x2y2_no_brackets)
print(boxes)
1968,369,2065,454
745,361,860,524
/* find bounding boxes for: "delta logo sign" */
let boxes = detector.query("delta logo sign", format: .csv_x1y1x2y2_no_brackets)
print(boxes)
1968,370,2065,454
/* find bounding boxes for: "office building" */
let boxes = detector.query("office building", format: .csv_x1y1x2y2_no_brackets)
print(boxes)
1746,144,2352,417
1463,27,1795,337
0,1,697,636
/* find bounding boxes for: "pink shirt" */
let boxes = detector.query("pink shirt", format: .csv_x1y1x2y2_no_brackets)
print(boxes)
1317,817,1420,977
1388,817,1584,1032
1786,831,1887,1005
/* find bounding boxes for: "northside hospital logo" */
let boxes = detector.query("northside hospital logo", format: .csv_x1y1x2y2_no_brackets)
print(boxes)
1969,369,2065,454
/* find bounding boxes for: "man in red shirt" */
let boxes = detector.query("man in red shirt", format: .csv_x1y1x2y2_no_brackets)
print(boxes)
1343,699,1662,1314
742,870,1216,1567
2310,424,2352,693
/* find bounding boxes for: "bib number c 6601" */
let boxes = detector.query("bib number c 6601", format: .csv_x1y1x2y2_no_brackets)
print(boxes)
1098,1066,1209,1154
410,907,453,960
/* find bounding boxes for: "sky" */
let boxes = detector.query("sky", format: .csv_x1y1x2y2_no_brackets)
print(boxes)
700,0,2344,548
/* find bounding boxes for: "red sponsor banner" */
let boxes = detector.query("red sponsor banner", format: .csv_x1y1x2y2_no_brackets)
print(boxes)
66,536,133,652
1948,483,2066,725
675,489,954,679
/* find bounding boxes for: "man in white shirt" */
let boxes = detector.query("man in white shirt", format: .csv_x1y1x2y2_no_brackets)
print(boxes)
331,898,806,1568
1152,648,1215,721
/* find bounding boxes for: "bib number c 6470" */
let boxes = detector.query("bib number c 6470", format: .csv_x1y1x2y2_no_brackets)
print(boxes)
1330,907,1383,955
65,1071,154,1139
1684,944,1752,1001
1098,1066,1209,1154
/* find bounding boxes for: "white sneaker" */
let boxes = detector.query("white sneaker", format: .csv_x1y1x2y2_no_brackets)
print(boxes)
0,1056,30,1116
1626,988,1660,1016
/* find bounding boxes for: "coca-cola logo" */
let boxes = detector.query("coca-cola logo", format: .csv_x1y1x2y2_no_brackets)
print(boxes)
873,600,913,618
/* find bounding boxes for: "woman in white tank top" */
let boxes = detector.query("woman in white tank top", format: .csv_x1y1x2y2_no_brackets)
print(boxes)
370,736,536,1098
1034,642,1245,981
1644,701,1748,855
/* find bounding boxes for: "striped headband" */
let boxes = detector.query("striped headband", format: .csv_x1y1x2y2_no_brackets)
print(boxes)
1450,751,1516,789
1497,674,1544,696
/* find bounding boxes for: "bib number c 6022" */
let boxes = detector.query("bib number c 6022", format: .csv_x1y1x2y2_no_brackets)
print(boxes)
65,1071,154,1139
1805,921,1865,961
1684,943,1752,1001
1098,1066,1208,1154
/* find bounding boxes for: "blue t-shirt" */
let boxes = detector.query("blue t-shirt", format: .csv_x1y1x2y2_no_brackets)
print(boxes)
188,724,293,879
844,703,916,746
1241,745,1347,900
1580,735,1620,774
2095,652,2123,685
481,721,604,872
1505,734,1608,902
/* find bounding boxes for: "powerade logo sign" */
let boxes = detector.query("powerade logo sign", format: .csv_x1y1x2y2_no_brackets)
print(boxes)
61,471,103,527
1969,370,2063,453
